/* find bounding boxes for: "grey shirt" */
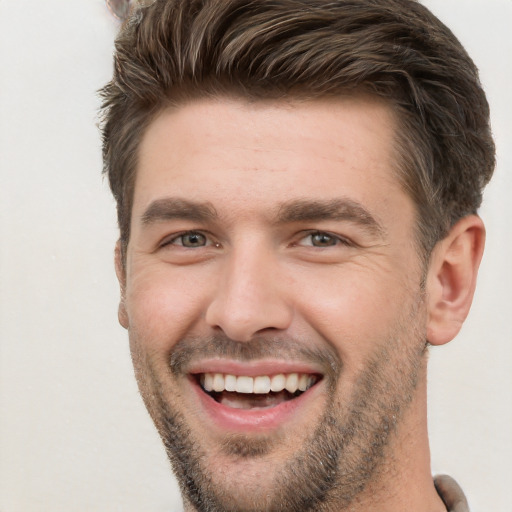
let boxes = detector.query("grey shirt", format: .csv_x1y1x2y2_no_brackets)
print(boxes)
435,475,470,512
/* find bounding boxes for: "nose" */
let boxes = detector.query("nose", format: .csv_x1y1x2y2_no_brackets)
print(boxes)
205,246,294,342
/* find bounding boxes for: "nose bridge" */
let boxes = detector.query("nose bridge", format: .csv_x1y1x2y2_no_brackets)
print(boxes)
205,241,293,341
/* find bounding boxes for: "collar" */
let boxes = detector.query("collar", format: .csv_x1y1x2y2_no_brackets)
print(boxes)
434,475,470,512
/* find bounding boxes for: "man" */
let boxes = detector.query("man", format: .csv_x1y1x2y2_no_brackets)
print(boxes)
100,1,495,510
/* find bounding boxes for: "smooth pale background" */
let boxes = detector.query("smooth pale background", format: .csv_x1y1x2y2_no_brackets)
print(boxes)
0,1,510,510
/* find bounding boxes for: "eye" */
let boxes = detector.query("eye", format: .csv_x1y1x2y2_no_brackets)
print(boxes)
297,231,352,248
309,232,338,247
163,231,209,248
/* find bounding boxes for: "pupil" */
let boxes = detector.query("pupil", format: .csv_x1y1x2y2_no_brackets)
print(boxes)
313,233,334,246
184,233,205,247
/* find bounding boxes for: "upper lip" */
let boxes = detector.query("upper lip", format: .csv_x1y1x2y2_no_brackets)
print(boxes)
187,358,324,378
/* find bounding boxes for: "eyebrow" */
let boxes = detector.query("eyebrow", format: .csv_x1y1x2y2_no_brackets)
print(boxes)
141,198,218,225
275,198,385,237
140,196,385,237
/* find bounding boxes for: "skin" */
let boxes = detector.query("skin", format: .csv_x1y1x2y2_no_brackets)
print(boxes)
115,96,485,511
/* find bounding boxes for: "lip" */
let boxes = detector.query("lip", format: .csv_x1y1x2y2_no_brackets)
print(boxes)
187,358,324,377
187,359,324,433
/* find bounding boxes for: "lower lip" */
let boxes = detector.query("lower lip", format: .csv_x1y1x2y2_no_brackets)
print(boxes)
191,377,322,433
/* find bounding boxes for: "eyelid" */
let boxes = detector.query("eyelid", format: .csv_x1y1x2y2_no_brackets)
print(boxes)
159,230,217,248
294,230,354,248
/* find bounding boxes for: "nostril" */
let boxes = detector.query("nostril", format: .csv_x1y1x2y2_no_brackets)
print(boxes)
205,302,293,343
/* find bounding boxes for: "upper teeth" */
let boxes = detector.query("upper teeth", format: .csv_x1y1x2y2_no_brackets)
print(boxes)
200,372,316,394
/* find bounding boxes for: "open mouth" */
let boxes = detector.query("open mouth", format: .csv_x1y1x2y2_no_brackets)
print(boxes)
195,372,321,410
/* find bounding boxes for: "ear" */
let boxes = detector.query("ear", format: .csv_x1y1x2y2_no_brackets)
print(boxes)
426,215,485,346
115,240,129,329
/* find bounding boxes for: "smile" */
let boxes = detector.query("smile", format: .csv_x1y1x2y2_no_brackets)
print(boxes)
198,372,319,410
202,372,317,394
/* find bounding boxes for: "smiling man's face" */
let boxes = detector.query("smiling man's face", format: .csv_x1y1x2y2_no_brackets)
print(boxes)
117,96,431,511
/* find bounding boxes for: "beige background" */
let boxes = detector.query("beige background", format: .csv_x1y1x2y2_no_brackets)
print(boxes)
0,0,510,510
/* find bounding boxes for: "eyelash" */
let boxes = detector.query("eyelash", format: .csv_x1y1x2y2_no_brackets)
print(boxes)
296,230,353,248
160,230,215,249
159,230,354,250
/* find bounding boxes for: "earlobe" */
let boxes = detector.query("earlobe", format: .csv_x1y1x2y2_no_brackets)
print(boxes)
115,241,129,329
426,215,485,346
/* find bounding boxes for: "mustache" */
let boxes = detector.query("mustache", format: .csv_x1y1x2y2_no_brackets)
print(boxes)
168,334,342,379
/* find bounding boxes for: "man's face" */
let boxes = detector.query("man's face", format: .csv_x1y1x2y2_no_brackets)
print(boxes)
118,96,430,511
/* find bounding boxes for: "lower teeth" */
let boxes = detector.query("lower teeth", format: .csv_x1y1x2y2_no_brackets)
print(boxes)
211,390,300,410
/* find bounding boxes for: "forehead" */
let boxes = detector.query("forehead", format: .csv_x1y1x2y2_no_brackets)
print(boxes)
133,95,409,227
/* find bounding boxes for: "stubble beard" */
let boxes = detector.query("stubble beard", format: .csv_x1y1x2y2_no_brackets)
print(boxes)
130,294,428,512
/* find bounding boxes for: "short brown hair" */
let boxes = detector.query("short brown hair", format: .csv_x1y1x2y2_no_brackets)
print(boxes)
100,0,495,260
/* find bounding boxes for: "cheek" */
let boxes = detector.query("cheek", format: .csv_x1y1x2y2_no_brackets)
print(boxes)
293,264,418,363
125,265,211,351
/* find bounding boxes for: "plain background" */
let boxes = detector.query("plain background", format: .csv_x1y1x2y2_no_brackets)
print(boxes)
0,1,510,510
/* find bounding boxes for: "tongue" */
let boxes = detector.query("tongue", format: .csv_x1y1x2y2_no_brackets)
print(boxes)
217,391,293,410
